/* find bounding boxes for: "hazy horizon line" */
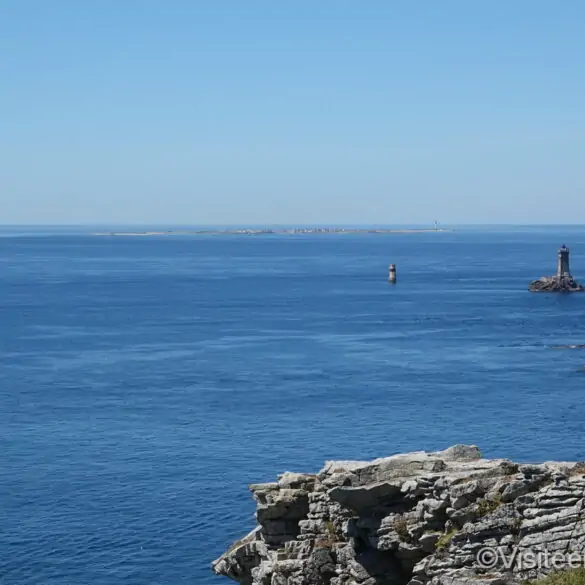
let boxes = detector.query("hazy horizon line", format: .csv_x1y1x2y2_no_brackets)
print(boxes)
1,222,585,228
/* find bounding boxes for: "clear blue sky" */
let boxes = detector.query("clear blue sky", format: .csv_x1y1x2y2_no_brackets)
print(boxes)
2,0,584,225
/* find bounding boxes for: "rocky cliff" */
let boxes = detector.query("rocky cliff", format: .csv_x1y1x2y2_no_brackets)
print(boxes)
212,445,585,585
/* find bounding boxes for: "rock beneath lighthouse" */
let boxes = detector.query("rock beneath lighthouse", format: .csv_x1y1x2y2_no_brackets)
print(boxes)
528,275,585,292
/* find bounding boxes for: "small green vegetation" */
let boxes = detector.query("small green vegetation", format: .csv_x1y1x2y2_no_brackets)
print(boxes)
435,528,458,551
526,568,585,584
476,493,503,517
393,517,412,543
314,537,337,549
315,519,339,549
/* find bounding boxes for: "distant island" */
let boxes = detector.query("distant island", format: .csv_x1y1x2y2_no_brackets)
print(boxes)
93,227,453,237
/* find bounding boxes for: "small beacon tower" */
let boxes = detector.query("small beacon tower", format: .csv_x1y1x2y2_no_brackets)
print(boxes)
388,264,397,283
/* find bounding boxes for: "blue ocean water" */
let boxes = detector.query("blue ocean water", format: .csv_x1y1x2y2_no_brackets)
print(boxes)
2,227,585,585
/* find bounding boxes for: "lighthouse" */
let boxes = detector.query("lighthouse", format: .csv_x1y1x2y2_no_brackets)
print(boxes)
529,245,584,292
557,245,571,278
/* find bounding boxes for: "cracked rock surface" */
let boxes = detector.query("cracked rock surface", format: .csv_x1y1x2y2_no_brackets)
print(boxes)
212,445,585,585
528,275,585,292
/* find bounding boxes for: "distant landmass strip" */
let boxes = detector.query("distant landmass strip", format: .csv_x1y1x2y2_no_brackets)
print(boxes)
93,227,452,236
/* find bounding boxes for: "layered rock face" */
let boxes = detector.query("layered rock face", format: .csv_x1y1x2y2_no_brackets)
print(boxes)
212,446,585,585
528,275,585,292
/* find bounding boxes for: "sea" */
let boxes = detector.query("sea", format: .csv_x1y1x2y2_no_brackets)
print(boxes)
2,225,585,585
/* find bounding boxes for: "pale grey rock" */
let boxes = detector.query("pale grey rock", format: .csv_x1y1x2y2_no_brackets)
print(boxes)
329,481,403,512
319,460,372,477
278,472,317,490
321,471,358,488
529,274,585,292
212,445,585,585
419,532,441,553
212,527,266,584
433,445,482,461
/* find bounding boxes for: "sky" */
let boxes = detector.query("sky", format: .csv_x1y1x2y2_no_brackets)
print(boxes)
1,0,584,225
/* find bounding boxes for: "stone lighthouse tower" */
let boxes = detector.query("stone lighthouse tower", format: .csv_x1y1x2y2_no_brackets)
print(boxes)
529,245,584,292
557,245,571,278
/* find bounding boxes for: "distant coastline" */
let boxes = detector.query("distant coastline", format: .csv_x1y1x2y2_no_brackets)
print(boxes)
92,227,453,237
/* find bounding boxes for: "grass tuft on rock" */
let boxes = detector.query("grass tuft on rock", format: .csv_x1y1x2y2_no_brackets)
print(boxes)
435,528,458,551
528,568,585,584
393,517,411,542
476,493,502,517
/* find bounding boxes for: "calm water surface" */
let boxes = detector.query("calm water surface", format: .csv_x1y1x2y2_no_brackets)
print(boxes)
2,227,585,585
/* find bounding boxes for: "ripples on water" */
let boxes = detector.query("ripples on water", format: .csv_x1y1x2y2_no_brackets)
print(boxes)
2,227,585,584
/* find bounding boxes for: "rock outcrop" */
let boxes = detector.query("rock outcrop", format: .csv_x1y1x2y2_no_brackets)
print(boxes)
528,275,585,292
212,445,585,585
528,245,585,292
